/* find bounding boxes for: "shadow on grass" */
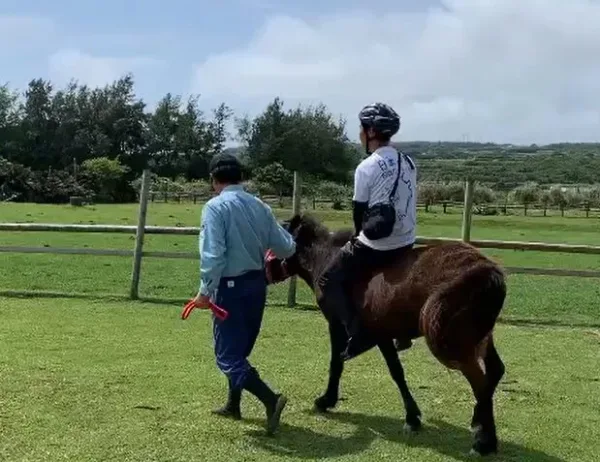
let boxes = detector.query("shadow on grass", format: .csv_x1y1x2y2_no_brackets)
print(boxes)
0,289,317,311
2,290,599,330
498,316,600,330
0,289,189,306
246,412,567,461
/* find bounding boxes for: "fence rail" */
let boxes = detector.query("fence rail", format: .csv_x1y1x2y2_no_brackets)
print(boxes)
3,223,600,255
2,172,600,303
145,191,600,217
2,228,600,278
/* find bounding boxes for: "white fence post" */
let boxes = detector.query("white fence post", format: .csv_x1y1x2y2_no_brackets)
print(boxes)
462,178,474,243
287,171,302,307
130,169,151,299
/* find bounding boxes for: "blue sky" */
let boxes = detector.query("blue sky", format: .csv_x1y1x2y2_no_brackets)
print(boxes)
2,0,600,144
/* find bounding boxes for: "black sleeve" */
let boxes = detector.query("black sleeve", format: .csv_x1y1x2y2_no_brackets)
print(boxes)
352,200,368,235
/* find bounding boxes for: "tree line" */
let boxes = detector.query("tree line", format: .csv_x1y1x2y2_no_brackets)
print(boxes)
2,75,600,204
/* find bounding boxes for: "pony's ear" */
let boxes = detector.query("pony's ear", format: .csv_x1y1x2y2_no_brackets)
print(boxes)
287,214,317,247
279,219,291,231
286,214,303,234
295,224,316,248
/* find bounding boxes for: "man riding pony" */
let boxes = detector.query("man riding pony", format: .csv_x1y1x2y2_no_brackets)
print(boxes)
317,102,418,361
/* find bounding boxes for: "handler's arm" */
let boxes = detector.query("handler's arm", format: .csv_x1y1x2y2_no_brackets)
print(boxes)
199,203,227,297
266,207,296,258
352,165,370,235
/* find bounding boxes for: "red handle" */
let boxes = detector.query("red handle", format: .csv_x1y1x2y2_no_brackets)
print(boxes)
181,299,229,321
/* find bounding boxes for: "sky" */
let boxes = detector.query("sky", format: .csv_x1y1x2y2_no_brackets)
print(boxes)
1,0,600,145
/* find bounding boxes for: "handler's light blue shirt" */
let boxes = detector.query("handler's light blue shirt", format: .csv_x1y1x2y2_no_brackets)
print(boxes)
199,185,296,297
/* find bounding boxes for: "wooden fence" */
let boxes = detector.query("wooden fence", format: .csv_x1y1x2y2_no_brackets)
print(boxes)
147,191,600,218
2,171,600,305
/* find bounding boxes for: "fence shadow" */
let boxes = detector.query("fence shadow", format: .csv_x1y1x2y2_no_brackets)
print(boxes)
245,412,567,461
0,289,189,307
2,290,599,330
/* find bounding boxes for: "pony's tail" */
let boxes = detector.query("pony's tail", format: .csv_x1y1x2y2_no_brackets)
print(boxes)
419,262,507,365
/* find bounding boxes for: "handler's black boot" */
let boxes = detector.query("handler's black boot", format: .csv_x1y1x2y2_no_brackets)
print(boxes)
212,379,242,420
243,370,287,436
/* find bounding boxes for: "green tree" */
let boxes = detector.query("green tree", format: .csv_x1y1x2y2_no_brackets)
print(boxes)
473,185,496,205
237,98,356,183
80,157,129,202
510,183,540,215
418,182,444,212
548,186,567,216
317,181,352,210
252,162,293,200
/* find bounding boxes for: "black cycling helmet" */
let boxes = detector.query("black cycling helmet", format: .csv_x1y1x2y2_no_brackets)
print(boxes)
359,102,401,139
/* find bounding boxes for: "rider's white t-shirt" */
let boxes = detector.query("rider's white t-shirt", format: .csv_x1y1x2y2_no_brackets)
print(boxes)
353,145,417,251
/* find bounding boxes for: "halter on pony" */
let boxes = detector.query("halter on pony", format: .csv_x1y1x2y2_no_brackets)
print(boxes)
264,249,290,284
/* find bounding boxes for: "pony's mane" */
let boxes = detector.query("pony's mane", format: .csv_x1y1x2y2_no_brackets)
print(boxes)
331,228,354,246
293,213,353,248
296,213,333,242
288,214,356,285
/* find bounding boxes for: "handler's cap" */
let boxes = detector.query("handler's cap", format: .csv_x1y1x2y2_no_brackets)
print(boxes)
209,153,243,178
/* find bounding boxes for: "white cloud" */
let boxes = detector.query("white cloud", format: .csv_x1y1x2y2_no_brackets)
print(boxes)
0,15,55,50
192,0,600,144
48,49,163,89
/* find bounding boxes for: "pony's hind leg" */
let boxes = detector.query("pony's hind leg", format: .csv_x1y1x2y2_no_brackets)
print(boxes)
461,339,503,456
471,336,505,433
378,340,422,432
314,319,347,412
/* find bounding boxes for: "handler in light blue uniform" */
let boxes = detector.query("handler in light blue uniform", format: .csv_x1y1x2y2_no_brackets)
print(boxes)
192,153,296,436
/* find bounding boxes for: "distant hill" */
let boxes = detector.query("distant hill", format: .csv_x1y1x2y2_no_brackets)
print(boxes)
226,142,600,190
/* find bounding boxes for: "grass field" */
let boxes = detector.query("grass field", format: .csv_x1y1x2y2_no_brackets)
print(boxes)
1,202,600,461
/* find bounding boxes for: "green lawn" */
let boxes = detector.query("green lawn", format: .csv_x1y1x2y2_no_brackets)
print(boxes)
1,202,600,460
1,297,598,462
1,202,600,326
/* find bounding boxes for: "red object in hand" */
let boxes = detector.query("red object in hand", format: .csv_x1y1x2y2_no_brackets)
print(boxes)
181,298,229,321
265,249,276,284
265,249,289,284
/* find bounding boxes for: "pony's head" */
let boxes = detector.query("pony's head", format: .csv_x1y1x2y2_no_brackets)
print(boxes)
265,213,351,287
284,213,332,249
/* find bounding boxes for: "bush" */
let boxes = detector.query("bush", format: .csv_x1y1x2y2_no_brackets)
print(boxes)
440,182,465,202
80,157,129,203
0,157,35,202
317,181,351,210
418,182,443,211
252,162,293,197
473,185,496,204
30,169,91,203
510,182,540,214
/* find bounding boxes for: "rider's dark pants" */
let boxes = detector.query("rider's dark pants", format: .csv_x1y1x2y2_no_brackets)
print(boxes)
317,237,413,337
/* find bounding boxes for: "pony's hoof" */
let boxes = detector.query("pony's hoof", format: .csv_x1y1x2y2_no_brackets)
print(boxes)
470,424,483,434
403,423,420,435
470,438,498,457
403,417,422,434
313,395,337,413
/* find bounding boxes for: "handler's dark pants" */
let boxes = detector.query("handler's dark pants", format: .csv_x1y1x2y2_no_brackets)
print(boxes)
213,269,267,391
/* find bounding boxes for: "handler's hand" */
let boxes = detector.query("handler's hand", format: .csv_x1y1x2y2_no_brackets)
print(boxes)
192,293,211,307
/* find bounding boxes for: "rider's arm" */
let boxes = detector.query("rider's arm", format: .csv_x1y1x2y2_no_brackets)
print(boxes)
352,201,368,235
352,162,370,236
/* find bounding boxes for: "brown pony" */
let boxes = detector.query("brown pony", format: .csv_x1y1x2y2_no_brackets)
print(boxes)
267,213,507,456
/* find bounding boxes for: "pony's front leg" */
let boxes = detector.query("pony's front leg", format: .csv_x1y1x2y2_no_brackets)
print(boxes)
378,340,422,432
314,319,347,412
